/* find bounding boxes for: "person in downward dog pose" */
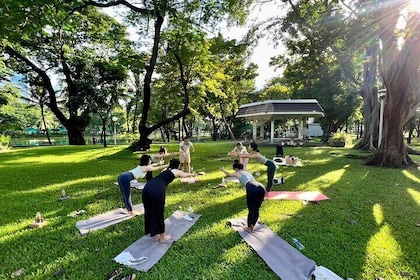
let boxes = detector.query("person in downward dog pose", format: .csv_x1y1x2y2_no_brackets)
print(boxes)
142,158,196,243
230,142,277,192
220,160,266,233
117,155,168,216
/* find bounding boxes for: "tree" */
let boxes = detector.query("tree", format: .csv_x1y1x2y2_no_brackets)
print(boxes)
0,84,39,133
365,0,420,167
260,0,420,167
85,59,128,147
258,77,292,100
259,0,363,141
197,35,257,141
85,0,254,150
1,2,131,144
0,59,13,107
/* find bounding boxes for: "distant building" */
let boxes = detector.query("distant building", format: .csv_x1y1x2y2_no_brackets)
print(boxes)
235,99,325,144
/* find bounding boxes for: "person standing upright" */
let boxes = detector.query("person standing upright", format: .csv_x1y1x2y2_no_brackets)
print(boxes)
179,137,195,173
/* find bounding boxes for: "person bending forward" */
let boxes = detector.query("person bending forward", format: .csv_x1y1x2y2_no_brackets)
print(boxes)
142,158,196,243
221,160,266,233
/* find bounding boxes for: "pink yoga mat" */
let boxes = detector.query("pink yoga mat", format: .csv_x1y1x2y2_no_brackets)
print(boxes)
265,191,329,201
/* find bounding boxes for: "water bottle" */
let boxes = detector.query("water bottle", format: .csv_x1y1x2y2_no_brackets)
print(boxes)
35,211,43,223
291,237,305,250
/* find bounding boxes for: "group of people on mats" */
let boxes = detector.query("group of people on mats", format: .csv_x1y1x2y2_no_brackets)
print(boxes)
117,138,277,243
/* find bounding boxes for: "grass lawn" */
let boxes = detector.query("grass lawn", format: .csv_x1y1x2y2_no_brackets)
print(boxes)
0,141,419,280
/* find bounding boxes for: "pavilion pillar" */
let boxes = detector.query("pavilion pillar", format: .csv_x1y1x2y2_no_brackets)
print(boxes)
298,118,303,138
260,124,264,140
252,123,257,141
270,119,275,144
302,117,307,140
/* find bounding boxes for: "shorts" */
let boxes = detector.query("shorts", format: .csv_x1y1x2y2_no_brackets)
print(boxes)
179,153,191,163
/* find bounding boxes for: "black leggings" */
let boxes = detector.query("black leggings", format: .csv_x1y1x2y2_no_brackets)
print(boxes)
265,160,276,191
117,172,134,212
246,182,266,227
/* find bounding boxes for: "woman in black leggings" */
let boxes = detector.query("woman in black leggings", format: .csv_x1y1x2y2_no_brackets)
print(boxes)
221,160,266,233
142,158,196,243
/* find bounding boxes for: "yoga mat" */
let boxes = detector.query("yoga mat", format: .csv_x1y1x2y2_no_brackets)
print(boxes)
76,204,144,235
225,176,240,183
265,191,329,201
114,210,201,272
114,180,146,190
229,217,316,280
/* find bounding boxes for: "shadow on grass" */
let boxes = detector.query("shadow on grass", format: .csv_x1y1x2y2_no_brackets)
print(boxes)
264,147,420,279
0,144,419,279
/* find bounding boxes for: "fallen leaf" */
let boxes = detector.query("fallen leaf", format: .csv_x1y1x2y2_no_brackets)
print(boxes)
53,268,64,277
349,219,357,225
11,268,25,278
400,271,410,278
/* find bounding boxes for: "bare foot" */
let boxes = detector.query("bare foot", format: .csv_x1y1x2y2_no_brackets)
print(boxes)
242,226,252,233
153,235,160,242
129,210,141,216
159,233,172,243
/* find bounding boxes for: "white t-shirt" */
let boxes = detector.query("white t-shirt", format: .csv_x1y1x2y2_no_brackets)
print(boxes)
180,141,194,154
129,166,146,179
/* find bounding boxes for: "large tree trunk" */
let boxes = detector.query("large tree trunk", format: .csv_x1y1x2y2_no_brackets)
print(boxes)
129,15,164,151
354,43,379,150
67,124,86,145
366,96,413,167
5,45,89,145
365,1,420,167
129,14,191,151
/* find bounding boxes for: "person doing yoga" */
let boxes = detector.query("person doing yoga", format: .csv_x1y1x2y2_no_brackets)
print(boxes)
117,155,169,216
220,160,266,233
227,142,249,170
142,158,196,243
229,142,277,192
150,146,179,165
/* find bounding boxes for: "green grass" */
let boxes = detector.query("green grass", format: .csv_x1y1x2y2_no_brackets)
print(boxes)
0,141,419,280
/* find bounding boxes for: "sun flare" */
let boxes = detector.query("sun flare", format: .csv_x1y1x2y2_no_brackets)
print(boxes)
409,0,420,13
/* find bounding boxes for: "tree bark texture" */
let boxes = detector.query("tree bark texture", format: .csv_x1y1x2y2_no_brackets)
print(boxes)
365,1,420,167
355,43,379,151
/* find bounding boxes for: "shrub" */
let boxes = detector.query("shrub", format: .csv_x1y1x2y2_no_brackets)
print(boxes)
0,134,10,150
328,131,351,145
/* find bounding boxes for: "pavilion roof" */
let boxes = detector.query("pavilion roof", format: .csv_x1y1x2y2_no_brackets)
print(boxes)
235,99,325,120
